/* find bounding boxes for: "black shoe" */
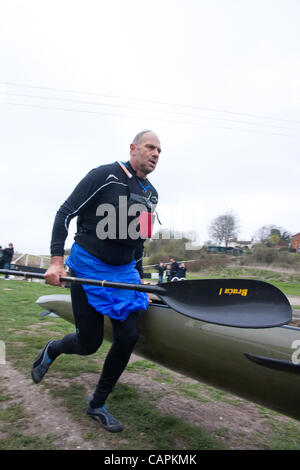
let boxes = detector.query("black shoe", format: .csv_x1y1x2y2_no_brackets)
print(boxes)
86,404,124,432
31,340,55,384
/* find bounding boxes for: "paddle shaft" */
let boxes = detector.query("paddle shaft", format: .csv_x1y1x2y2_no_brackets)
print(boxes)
0,269,291,328
0,269,166,295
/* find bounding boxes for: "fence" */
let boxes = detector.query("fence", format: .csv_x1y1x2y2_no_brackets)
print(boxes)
12,253,52,269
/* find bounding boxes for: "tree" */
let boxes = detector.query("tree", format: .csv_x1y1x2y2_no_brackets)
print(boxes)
253,225,272,244
143,229,192,263
208,212,240,247
253,225,291,246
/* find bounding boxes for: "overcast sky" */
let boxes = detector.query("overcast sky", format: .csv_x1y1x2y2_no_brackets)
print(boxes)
0,0,299,256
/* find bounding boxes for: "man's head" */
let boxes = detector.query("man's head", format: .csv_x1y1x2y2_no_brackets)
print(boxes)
129,130,161,179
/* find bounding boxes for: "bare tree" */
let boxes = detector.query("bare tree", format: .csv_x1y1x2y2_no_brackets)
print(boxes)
208,213,240,247
253,225,272,244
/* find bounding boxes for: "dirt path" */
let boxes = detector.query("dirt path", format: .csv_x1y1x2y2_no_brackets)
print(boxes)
1,361,110,450
119,370,275,450
229,264,300,275
1,355,298,450
289,296,300,306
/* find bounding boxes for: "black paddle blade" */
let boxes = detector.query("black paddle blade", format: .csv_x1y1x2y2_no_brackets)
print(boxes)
158,279,292,328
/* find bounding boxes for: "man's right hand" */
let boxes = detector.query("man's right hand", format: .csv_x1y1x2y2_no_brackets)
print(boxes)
44,256,67,287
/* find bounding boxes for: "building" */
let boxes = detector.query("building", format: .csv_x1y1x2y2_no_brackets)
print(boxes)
292,233,300,253
231,240,253,250
207,246,244,255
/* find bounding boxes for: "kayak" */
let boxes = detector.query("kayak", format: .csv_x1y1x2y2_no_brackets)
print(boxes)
36,293,300,422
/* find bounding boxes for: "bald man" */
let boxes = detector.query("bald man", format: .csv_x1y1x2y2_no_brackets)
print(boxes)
32,130,161,432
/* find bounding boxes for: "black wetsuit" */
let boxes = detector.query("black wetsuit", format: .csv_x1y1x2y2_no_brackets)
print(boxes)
50,160,158,275
48,161,158,408
170,261,179,279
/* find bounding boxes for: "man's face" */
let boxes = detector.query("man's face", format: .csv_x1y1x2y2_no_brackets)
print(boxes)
130,132,161,177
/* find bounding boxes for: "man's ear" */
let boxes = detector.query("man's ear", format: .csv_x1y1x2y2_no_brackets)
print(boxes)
130,143,136,156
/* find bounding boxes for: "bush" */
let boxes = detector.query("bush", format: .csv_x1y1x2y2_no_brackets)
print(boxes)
253,247,277,264
146,252,171,265
185,254,232,272
238,246,300,271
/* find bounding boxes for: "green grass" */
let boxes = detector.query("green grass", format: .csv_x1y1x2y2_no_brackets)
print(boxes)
126,359,158,372
267,421,300,450
185,267,300,296
269,282,300,297
1,277,300,450
0,432,56,451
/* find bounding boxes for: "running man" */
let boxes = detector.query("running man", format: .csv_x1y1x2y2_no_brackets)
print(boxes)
31,130,161,432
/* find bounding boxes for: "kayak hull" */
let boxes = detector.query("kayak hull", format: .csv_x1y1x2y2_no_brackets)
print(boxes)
36,294,300,421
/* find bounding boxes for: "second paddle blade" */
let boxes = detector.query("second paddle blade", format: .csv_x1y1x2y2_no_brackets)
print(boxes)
158,279,292,328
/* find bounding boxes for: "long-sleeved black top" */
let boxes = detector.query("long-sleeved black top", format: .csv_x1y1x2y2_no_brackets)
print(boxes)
50,161,158,277
2,247,14,263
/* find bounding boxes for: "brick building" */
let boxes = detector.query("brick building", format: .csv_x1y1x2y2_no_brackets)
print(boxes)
292,233,300,252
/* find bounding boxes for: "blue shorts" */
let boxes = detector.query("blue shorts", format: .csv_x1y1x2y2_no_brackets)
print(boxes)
65,243,149,321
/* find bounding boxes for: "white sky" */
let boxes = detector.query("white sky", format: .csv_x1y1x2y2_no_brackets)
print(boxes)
0,0,299,255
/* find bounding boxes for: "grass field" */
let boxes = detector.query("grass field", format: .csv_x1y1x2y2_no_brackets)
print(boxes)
1,275,300,450
183,266,300,297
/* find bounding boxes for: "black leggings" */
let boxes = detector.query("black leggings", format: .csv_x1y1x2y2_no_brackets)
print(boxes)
49,282,140,408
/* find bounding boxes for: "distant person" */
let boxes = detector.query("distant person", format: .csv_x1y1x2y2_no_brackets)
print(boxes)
2,243,14,278
177,263,187,280
165,264,172,282
169,258,179,281
0,246,3,268
155,262,166,283
170,262,186,281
